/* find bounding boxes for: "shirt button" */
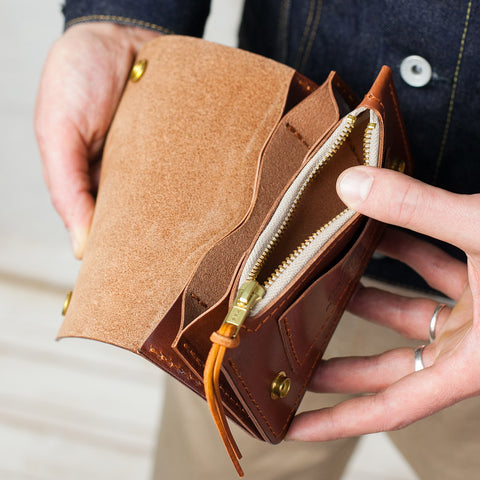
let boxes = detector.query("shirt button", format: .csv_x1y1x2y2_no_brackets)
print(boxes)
400,55,432,87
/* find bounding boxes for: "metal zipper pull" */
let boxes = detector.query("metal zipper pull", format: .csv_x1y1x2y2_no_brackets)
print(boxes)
204,279,265,476
223,280,265,338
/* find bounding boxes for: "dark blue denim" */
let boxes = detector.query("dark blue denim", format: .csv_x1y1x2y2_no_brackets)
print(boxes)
239,0,480,290
62,0,210,36
240,0,480,194
63,0,480,292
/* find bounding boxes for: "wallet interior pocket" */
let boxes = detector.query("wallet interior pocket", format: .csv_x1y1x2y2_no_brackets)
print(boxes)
238,108,380,313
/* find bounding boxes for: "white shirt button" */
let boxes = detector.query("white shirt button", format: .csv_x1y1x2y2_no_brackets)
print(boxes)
400,55,432,87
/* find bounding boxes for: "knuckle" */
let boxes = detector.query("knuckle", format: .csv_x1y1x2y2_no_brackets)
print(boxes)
391,182,423,227
388,416,411,431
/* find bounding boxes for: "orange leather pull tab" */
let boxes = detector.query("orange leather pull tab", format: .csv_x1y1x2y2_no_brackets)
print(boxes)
204,323,244,477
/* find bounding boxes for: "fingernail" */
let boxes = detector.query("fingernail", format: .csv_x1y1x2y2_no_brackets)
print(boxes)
284,429,298,442
284,426,303,442
70,227,88,260
338,169,374,206
70,231,79,255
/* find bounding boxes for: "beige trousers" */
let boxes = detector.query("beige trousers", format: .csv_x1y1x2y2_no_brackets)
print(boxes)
152,280,480,480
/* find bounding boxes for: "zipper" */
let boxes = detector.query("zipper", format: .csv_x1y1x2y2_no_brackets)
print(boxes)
363,122,377,166
221,111,377,335
223,280,266,338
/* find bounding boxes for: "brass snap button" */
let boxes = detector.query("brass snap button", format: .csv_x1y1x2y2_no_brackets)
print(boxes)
62,291,73,316
130,59,147,82
390,157,406,173
271,371,291,400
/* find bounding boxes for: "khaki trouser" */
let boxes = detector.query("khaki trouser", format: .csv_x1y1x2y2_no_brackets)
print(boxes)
152,280,480,479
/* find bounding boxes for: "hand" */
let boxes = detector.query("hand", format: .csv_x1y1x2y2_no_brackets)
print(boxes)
35,22,160,258
286,166,480,441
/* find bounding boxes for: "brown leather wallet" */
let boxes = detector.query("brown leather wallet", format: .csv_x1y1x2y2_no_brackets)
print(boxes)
59,35,411,476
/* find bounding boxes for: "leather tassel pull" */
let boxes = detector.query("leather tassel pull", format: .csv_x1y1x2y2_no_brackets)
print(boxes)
204,323,244,477
204,280,265,477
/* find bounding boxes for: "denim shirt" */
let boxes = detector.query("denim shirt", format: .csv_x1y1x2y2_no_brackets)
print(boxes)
63,0,480,292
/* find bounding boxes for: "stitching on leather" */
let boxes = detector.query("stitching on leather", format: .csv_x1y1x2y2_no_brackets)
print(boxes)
243,224,349,334
295,77,314,92
182,342,203,368
281,262,351,367
228,282,352,438
298,273,351,362
285,122,310,148
228,358,283,437
230,227,384,437
65,15,174,34
243,295,289,333
148,346,202,387
302,314,337,361
433,0,472,184
334,80,355,105
190,293,209,310
281,221,379,367
182,342,247,415
228,336,328,438
366,92,385,111
283,317,301,365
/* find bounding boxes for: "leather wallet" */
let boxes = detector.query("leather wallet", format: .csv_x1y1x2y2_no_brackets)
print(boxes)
59,35,411,476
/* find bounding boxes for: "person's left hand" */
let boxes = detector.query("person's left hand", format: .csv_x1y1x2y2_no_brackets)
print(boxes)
286,165,480,441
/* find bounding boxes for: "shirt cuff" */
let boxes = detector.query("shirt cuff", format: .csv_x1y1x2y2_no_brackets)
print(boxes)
62,0,211,36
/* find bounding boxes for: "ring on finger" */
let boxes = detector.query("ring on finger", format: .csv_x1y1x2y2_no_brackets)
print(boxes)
414,345,426,372
429,303,446,343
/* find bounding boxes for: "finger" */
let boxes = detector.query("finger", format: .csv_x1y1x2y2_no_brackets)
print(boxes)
337,166,480,254
309,347,417,394
377,229,468,300
35,116,95,259
348,284,451,340
287,356,461,441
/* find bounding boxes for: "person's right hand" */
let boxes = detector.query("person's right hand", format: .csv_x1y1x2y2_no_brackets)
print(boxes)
35,22,160,258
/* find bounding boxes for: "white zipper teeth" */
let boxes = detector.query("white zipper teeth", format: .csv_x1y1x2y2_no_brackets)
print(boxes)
246,114,357,286
262,208,349,288
363,122,376,165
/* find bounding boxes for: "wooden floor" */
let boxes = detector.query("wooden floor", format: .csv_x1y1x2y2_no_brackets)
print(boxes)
0,278,164,480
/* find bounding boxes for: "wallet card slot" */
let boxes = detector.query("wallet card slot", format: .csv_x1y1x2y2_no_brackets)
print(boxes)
277,219,369,371
182,74,343,329
238,108,380,314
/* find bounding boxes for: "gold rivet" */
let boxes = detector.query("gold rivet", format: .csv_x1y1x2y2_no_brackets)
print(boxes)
390,157,406,173
62,291,73,316
271,371,291,400
130,59,147,82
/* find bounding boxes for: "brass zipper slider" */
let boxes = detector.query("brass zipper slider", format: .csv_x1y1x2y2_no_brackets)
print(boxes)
223,280,265,338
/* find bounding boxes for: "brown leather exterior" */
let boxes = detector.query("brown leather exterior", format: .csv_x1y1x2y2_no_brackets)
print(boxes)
216,66,411,443
58,35,298,351
58,36,411,447
140,68,359,439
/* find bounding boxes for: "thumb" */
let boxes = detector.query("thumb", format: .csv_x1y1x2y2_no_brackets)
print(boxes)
336,166,480,253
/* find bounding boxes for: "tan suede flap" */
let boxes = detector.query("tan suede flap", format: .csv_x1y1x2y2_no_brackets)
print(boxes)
58,36,296,352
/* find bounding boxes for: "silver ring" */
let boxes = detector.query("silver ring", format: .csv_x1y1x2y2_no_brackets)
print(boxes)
429,304,446,343
414,345,426,372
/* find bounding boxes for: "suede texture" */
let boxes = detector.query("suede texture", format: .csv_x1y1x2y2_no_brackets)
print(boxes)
58,36,296,351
